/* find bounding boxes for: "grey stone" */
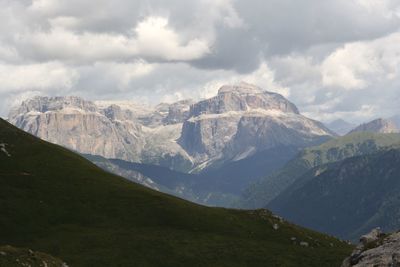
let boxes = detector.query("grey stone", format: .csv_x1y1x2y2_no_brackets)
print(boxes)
342,230,400,267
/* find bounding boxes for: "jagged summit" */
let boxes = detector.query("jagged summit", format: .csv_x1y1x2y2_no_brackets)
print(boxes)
9,96,97,116
348,118,399,135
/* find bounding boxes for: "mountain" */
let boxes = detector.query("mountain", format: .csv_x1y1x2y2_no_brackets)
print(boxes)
85,145,299,207
348,118,399,135
8,82,334,174
8,96,194,172
0,245,67,267
179,82,334,170
268,147,400,241
0,118,352,266
241,132,400,209
326,119,356,136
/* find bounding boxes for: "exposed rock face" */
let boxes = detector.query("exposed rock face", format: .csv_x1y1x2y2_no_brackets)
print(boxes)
9,96,144,162
162,99,193,125
9,96,97,116
226,115,331,160
180,115,240,161
102,104,137,122
125,99,193,127
8,82,334,172
8,96,193,171
348,118,399,134
179,82,334,166
189,82,299,117
342,229,400,267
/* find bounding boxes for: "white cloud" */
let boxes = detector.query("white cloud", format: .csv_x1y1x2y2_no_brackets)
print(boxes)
89,61,155,89
15,16,210,63
355,0,400,18
134,16,210,61
204,0,244,29
0,0,400,123
0,43,19,62
0,62,78,93
303,103,378,123
322,31,400,90
200,62,290,99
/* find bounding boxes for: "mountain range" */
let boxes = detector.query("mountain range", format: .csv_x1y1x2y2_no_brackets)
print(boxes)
8,82,334,174
240,132,400,209
7,82,400,244
0,118,352,266
8,82,335,206
269,146,400,240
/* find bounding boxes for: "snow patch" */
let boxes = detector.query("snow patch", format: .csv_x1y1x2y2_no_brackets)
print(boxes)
0,143,11,157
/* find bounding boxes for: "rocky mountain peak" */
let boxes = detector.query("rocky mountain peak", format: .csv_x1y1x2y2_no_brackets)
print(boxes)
348,118,399,135
189,82,299,117
179,82,332,165
217,82,263,95
9,96,98,118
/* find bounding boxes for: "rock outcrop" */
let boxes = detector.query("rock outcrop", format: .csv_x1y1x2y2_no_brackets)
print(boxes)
342,228,400,267
348,118,399,135
0,245,68,267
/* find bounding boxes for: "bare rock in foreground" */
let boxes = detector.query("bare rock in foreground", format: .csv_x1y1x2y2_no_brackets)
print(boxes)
342,228,400,267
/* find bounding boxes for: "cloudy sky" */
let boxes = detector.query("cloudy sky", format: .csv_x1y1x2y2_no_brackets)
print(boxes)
1,0,400,123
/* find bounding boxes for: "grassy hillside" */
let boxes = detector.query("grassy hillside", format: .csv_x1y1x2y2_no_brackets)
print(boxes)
241,132,400,208
0,119,351,266
269,149,400,240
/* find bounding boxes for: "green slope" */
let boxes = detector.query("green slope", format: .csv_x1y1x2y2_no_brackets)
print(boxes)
268,149,400,240
0,119,351,266
241,132,400,208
